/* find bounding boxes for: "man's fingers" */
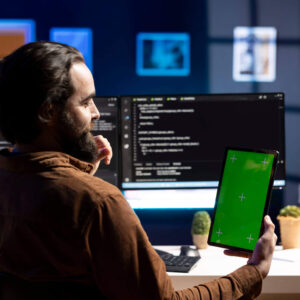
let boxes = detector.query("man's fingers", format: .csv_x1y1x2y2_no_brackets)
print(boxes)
94,135,109,148
262,215,277,243
94,135,113,165
98,147,111,164
263,215,275,233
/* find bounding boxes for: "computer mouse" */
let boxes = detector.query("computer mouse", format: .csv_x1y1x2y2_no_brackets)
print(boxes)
180,245,201,257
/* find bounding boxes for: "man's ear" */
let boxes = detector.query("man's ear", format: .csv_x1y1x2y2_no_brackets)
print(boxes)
38,101,56,126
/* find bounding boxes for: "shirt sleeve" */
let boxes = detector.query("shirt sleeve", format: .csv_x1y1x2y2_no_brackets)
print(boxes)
84,192,263,300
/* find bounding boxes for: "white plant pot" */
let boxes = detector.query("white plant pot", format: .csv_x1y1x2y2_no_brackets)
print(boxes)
192,233,209,249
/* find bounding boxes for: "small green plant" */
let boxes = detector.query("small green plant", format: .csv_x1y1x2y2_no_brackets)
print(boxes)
191,211,211,235
279,205,300,218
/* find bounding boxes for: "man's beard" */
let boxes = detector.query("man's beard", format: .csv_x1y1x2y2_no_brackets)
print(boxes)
56,111,98,163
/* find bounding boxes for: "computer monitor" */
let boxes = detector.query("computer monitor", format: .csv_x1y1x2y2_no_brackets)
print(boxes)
91,97,119,186
120,93,286,208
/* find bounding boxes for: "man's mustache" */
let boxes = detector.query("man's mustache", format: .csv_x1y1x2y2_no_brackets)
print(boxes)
89,121,95,131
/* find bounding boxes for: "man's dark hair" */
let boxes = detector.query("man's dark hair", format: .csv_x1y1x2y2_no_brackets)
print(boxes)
0,41,84,144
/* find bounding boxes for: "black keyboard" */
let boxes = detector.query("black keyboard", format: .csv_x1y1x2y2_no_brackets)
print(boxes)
155,249,200,273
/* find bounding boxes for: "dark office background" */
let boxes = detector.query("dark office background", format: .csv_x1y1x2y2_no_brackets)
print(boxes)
1,0,300,245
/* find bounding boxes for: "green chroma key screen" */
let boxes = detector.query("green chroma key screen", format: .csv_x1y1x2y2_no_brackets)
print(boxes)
209,149,276,252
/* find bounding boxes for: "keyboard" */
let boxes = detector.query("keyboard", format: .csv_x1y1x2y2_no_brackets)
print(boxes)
155,248,200,273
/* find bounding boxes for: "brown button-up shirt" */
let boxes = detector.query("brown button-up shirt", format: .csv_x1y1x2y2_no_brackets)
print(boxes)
0,150,262,299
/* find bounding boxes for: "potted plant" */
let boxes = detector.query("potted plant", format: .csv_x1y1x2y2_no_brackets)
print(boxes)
277,205,300,249
191,211,211,249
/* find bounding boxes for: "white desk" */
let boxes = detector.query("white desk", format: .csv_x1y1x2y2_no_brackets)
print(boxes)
157,246,300,300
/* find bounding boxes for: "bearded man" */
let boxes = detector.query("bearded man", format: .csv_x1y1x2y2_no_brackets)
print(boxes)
0,42,276,300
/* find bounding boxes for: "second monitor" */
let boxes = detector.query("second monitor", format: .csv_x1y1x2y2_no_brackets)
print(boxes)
120,93,285,190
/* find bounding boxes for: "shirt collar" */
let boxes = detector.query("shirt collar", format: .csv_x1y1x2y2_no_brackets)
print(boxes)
0,149,95,174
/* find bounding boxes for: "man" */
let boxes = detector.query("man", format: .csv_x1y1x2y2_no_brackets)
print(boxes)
0,41,276,299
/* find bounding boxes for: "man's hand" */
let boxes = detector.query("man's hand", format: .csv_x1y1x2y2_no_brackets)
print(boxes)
90,135,113,175
247,215,277,278
224,215,277,278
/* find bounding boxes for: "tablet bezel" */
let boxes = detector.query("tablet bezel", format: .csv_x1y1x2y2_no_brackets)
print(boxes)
208,147,278,253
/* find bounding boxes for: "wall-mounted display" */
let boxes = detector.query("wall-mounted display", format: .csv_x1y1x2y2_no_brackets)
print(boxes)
50,28,93,72
0,19,35,59
233,27,277,82
136,32,190,76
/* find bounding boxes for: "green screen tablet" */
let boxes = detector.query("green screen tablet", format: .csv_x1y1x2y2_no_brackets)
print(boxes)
208,148,278,253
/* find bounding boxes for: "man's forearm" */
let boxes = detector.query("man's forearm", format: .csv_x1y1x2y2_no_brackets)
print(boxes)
172,265,263,300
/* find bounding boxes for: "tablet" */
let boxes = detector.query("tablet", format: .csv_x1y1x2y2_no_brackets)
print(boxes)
208,147,278,253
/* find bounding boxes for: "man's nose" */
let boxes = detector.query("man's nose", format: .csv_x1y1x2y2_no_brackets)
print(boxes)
90,100,100,120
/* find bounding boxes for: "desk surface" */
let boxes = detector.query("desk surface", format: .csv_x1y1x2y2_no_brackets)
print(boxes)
156,246,300,294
